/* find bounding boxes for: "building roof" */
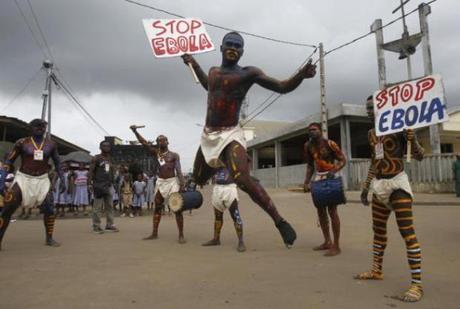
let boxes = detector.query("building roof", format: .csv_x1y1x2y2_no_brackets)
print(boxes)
247,103,460,148
0,115,90,155
242,119,291,138
61,151,93,163
247,103,367,148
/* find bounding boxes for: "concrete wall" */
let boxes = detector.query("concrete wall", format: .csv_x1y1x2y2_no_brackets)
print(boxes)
253,167,276,188
278,163,307,187
253,155,457,193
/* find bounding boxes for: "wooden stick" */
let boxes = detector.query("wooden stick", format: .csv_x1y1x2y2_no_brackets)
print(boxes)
188,62,199,84
407,141,412,163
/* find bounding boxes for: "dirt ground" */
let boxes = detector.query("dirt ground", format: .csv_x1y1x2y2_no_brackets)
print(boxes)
1,187,459,309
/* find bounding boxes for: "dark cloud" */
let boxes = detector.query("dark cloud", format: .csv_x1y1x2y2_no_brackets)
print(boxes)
0,0,458,167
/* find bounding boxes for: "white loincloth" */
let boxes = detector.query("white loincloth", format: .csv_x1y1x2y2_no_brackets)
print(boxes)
155,177,180,205
200,126,247,168
212,183,239,212
13,171,50,208
370,172,413,210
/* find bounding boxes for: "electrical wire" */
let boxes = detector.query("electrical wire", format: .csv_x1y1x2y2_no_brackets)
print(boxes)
0,68,43,113
124,0,317,48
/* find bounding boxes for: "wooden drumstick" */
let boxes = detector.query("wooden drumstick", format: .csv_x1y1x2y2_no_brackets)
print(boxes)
407,141,412,163
188,62,200,84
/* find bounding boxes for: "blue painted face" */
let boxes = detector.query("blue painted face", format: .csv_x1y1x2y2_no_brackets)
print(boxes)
221,32,244,64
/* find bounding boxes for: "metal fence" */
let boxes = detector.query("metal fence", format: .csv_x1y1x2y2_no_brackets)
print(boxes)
349,154,457,192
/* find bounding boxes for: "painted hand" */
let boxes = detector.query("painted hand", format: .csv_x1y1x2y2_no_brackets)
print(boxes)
404,129,415,142
360,188,369,206
300,59,316,79
181,54,196,66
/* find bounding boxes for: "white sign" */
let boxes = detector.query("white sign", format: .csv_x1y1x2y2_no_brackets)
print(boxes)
373,74,449,136
142,18,215,58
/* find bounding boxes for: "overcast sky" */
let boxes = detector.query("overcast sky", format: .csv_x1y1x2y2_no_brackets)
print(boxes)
0,0,458,171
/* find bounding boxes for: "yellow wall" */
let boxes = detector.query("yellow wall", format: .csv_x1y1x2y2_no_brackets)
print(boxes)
417,110,460,154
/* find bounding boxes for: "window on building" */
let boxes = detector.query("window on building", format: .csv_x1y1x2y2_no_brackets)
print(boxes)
441,143,454,153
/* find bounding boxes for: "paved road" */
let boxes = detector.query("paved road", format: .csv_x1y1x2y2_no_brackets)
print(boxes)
1,187,459,308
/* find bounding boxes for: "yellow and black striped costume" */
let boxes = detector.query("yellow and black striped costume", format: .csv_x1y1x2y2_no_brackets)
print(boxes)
360,129,424,300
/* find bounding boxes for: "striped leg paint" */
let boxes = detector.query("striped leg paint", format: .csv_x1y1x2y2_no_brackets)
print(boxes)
391,190,423,302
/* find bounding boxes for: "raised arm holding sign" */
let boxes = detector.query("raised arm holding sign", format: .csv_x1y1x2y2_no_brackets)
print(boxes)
180,31,316,248
355,95,426,302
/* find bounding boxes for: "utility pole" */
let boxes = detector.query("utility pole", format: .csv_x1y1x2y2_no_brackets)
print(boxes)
41,60,53,136
371,1,440,153
319,43,328,138
419,3,440,154
393,0,414,79
240,96,249,122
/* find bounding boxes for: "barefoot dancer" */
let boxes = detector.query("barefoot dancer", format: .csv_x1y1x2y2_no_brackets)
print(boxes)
303,123,346,256
130,127,186,244
354,96,425,302
202,167,246,252
0,119,64,249
181,32,316,247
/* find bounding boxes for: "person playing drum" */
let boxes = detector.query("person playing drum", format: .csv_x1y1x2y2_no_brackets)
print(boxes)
130,126,186,244
202,167,246,252
304,122,346,256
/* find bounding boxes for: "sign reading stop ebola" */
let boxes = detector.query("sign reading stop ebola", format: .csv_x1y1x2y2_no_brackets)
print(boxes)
373,74,449,136
142,18,215,58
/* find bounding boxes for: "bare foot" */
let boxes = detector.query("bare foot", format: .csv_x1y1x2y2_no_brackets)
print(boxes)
143,234,158,240
353,270,384,280
237,241,246,252
178,236,187,244
324,247,341,257
313,242,332,251
202,239,220,246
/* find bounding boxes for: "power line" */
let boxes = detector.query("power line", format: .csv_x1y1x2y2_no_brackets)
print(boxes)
242,94,283,126
246,93,277,118
56,79,108,137
0,68,43,113
13,0,48,59
26,0,55,61
124,0,317,48
325,0,439,56
16,0,109,137
243,0,440,125
53,74,111,136
244,47,318,122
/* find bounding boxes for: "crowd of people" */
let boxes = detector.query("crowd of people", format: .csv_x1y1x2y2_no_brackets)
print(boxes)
0,31,436,303
0,160,161,221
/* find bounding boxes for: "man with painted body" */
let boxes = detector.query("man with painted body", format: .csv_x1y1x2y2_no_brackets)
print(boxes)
355,96,425,302
130,127,186,243
0,119,64,250
181,32,316,247
203,167,246,252
303,122,346,256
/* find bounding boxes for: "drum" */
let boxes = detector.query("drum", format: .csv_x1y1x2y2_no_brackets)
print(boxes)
310,176,346,208
169,191,203,213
